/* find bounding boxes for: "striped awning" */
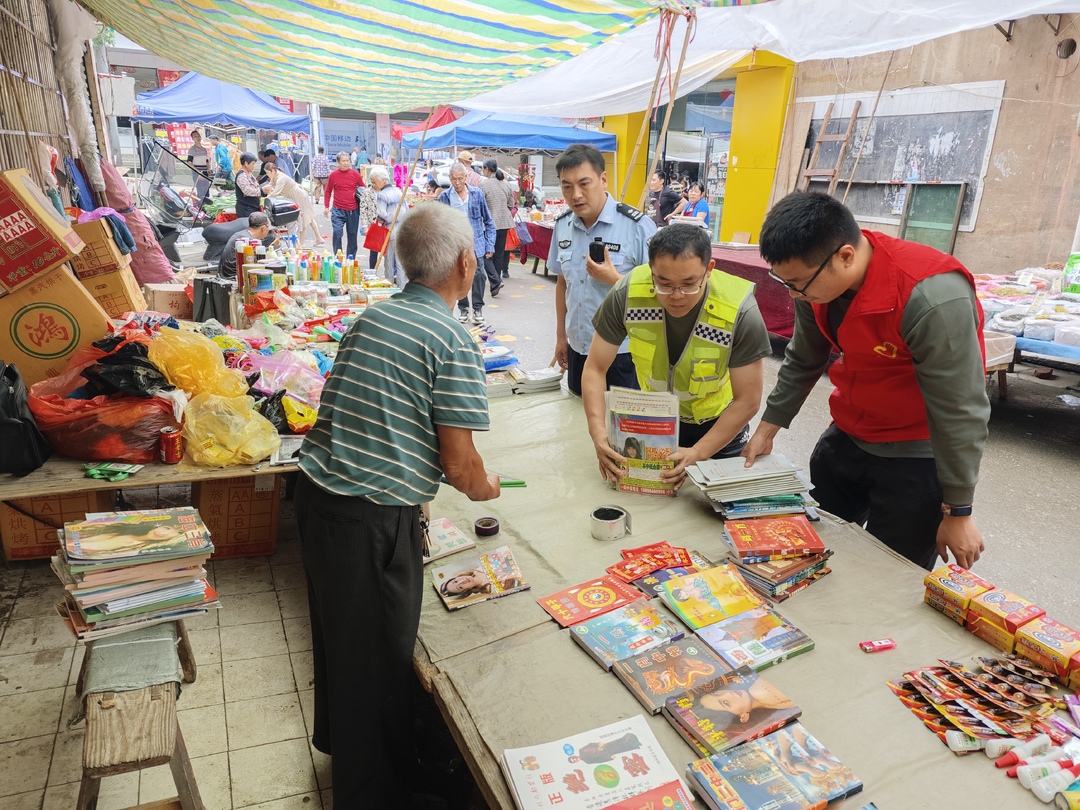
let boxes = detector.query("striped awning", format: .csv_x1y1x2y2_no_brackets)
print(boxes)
77,0,774,113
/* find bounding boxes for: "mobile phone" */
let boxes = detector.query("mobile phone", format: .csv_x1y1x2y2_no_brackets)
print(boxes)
589,238,605,263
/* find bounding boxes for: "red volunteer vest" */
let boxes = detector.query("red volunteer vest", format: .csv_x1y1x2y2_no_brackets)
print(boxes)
811,231,985,443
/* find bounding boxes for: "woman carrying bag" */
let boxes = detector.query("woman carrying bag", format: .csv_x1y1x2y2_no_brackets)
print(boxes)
364,165,405,285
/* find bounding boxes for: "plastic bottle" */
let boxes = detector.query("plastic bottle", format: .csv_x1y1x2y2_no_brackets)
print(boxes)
945,730,985,752
1055,789,1080,809
1008,749,1069,777
985,737,1024,759
996,734,1053,767
1032,763,1080,802
1019,759,1075,789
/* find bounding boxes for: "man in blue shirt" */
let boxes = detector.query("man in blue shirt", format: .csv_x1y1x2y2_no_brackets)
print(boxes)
208,135,232,182
548,143,656,395
438,162,497,324
357,145,370,165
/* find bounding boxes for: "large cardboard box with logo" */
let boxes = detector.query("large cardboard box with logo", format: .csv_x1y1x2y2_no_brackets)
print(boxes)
191,475,281,559
1,490,116,560
143,282,193,320
0,265,112,385
0,169,85,294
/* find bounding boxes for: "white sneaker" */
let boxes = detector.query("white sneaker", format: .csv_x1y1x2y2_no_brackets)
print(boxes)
472,307,485,324
456,307,469,322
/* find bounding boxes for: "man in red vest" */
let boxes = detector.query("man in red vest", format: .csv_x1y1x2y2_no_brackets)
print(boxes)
744,192,990,571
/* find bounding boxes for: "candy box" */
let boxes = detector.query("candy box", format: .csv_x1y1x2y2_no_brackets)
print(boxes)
1014,617,1080,681
923,564,994,610
968,588,1044,634
924,588,966,626
966,614,1016,654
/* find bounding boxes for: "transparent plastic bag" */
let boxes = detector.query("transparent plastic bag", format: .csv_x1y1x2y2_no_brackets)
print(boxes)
242,351,326,409
147,328,248,398
181,393,281,467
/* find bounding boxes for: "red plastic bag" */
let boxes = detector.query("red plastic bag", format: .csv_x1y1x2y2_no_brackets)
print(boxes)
28,336,180,463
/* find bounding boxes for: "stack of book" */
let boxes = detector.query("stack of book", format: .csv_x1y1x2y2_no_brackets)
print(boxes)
722,515,834,602
485,370,515,398
686,453,817,519
606,387,680,496
52,507,220,640
509,366,563,394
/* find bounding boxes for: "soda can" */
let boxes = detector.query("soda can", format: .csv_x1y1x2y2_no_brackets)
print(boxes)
160,426,183,464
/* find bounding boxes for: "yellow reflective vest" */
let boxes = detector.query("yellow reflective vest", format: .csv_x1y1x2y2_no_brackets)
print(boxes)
625,263,753,424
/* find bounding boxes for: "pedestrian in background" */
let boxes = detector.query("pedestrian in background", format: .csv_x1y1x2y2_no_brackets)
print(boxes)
438,163,496,324
481,158,515,282
311,146,331,202
323,152,365,258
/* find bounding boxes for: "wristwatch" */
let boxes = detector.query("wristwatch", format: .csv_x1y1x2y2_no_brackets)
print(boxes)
941,503,973,517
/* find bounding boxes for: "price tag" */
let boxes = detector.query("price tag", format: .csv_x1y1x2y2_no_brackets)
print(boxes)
1016,271,1033,287
1026,290,1048,316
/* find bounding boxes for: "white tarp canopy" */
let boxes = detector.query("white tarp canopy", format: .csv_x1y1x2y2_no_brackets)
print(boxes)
461,0,1080,116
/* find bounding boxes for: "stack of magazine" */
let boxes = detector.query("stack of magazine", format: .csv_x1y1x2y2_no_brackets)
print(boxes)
606,387,680,496
486,370,515,399
686,453,817,519
509,366,563,394
52,507,220,640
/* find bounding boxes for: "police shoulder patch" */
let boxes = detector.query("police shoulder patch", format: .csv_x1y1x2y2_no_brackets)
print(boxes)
615,202,644,222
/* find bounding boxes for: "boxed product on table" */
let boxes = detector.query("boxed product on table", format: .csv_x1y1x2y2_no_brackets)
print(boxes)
0,168,85,293
191,475,281,559
68,218,131,276
0,490,115,560
967,589,1045,634
966,615,1017,653
1014,617,1080,682
75,262,147,318
142,282,193,320
0,265,112,385
923,564,994,610
924,588,967,625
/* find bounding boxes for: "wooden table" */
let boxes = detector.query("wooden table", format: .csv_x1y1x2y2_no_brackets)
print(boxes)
418,392,1050,810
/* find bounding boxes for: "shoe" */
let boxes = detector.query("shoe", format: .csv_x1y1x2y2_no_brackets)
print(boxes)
502,271,509,278
472,307,485,324
490,283,502,298
456,307,469,322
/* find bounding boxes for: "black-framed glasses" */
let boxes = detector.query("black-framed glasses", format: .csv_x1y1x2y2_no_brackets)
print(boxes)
652,276,706,296
768,244,843,295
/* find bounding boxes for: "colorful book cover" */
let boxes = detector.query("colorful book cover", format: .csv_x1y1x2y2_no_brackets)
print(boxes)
64,508,212,562
613,637,732,714
571,600,685,670
704,722,863,808
431,545,529,610
500,715,685,810
659,563,765,631
738,558,831,598
422,518,476,565
603,780,695,810
537,576,644,627
664,666,800,755
609,410,679,497
733,552,833,587
632,567,698,598
696,607,814,672
772,568,832,602
722,516,826,560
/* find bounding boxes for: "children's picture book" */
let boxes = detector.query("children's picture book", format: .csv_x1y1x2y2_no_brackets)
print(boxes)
722,516,826,561
632,567,698,597
537,576,643,627
695,607,815,672
658,563,765,631
500,714,685,810
431,545,529,610
571,600,685,670
603,780,696,810
689,722,863,809
664,665,801,755
422,518,476,565
613,637,732,714
606,387,679,496
64,508,212,562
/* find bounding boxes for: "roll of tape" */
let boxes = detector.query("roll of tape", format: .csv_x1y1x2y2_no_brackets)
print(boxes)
474,517,500,537
590,505,632,542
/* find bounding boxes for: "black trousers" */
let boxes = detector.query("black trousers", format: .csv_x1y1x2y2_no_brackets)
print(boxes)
492,228,509,278
295,474,424,804
457,254,500,311
566,346,638,396
809,424,943,570
680,421,750,458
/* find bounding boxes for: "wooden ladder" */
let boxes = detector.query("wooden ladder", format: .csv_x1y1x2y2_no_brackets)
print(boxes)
799,100,862,194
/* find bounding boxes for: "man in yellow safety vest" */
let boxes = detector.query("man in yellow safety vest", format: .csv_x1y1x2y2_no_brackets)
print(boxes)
581,224,772,489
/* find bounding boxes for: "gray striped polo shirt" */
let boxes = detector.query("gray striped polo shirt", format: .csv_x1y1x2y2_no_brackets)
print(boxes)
299,283,489,506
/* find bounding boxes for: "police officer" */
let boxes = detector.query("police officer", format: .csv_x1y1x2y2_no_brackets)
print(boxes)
581,224,771,489
548,144,656,395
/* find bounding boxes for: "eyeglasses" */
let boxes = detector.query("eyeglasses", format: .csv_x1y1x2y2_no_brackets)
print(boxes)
652,277,706,296
768,244,843,296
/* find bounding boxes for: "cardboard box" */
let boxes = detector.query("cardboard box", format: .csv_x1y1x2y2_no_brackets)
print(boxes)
68,218,131,277
923,564,994,611
191,475,280,559
77,263,147,318
142,282,193,320
924,588,966,625
0,168,85,293
968,589,1045,635
0,265,112,385
966,614,1016,653
1015,617,1080,681
1,490,116,560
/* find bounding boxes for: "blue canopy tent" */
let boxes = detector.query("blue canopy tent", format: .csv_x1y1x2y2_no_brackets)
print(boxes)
133,72,310,132
400,110,615,152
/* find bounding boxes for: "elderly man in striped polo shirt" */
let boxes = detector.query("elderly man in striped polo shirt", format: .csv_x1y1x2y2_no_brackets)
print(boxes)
296,203,500,807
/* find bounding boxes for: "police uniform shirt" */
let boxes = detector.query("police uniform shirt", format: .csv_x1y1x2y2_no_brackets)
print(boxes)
546,193,656,356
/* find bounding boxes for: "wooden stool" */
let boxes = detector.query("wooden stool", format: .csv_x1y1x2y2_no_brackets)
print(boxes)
75,621,202,810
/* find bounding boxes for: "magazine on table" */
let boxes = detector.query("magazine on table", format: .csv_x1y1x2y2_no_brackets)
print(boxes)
606,387,680,496
430,545,529,610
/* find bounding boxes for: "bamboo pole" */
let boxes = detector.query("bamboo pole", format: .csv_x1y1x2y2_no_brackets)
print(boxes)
637,13,695,212
617,11,670,203
374,111,434,275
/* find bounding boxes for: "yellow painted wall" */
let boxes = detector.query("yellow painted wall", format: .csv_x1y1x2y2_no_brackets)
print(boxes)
720,62,794,243
602,112,649,209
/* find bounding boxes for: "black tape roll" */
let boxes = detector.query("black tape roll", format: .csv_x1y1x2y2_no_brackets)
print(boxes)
474,517,500,537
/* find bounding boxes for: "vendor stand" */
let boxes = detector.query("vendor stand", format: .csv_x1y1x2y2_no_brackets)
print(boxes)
520,222,554,277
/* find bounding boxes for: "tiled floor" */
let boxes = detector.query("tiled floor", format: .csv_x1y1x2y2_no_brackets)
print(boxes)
0,500,334,810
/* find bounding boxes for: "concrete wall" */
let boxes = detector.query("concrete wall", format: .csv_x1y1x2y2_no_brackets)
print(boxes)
795,15,1080,273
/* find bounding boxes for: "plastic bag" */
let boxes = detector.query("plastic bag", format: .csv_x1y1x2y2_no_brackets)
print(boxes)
0,363,51,475
29,337,179,463
182,393,281,467
242,351,326,408
282,395,317,433
259,389,288,434
147,328,248,398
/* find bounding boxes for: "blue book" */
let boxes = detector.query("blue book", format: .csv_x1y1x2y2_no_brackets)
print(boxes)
570,599,684,670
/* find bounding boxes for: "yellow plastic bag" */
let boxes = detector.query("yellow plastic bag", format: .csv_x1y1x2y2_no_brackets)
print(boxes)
282,395,317,433
148,328,248,398
182,393,281,467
